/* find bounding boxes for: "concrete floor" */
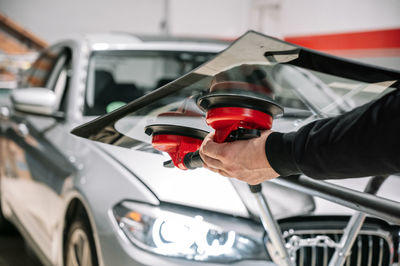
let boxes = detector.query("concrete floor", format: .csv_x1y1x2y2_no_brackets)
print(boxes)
0,231,43,266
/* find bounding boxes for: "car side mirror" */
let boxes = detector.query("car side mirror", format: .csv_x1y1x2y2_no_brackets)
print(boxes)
11,88,64,119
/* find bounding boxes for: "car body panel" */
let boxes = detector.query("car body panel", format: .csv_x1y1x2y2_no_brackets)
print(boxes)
99,144,315,219
98,144,249,217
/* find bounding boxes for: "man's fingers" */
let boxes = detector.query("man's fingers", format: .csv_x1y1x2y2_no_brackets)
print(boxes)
204,165,230,177
200,132,227,159
201,154,223,169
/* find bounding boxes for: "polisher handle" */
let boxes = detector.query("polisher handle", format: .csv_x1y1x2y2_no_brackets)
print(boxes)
226,128,261,142
183,150,203,169
182,128,262,170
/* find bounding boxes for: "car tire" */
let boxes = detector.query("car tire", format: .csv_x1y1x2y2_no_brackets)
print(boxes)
64,218,98,266
0,200,15,234
0,213,11,232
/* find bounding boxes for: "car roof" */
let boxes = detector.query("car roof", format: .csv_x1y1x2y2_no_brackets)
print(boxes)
80,32,229,53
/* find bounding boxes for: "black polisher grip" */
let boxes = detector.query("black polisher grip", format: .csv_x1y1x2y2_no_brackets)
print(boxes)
183,129,261,169
249,184,262,193
183,150,204,169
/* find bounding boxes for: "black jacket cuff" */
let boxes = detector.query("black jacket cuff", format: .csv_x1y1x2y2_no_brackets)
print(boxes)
265,132,301,177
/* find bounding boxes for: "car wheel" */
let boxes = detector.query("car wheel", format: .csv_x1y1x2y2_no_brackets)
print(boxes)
0,210,9,231
65,219,98,266
0,199,15,234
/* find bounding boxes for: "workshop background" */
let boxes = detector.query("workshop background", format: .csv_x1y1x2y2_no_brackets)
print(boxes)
1,0,399,89
0,0,399,265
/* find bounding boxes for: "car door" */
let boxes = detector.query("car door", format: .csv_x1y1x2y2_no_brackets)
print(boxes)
0,45,76,258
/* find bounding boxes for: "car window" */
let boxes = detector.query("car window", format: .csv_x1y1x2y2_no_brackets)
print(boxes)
52,49,72,112
84,50,215,116
21,46,64,88
19,46,72,113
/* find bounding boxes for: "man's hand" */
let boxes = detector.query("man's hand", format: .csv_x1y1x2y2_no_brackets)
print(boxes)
199,130,280,185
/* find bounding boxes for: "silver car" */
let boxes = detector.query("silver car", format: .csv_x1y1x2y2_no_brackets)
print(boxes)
1,31,400,266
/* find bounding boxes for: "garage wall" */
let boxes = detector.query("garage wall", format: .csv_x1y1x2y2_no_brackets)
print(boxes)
0,0,253,42
168,0,251,38
0,0,399,43
0,0,165,43
280,0,400,37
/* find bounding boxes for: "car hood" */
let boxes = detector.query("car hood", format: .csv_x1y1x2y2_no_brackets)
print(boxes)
98,142,315,219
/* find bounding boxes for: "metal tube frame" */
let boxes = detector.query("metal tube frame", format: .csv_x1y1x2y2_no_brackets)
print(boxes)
251,176,394,266
328,176,387,266
250,184,294,266
328,212,366,266
274,175,400,224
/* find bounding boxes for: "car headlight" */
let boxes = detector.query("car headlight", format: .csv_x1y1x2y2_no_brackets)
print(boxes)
113,201,268,263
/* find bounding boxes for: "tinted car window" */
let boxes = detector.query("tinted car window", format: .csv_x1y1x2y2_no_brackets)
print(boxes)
84,50,215,115
52,49,72,112
21,46,64,88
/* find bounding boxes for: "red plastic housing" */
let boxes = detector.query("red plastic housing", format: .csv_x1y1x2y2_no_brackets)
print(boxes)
151,134,203,170
206,107,273,143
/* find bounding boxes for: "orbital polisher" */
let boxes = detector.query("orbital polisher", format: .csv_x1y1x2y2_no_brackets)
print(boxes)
144,97,208,170
145,81,293,265
145,81,283,169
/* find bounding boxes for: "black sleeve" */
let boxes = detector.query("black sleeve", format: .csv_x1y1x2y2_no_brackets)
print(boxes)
265,89,400,179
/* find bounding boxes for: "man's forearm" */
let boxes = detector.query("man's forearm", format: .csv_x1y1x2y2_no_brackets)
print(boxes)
265,89,400,179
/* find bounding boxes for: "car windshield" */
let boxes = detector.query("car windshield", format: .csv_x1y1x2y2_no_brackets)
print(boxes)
73,31,400,150
85,50,216,115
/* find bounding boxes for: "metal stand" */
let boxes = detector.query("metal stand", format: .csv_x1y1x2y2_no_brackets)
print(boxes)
250,176,387,266
249,184,294,266
328,176,387,266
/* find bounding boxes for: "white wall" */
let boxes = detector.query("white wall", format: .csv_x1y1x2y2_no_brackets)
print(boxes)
280,0,400,37
168,0,251,38
0,0,165,43
0,0,399,43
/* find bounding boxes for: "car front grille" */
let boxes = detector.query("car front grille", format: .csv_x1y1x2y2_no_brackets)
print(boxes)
284,230,393,266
